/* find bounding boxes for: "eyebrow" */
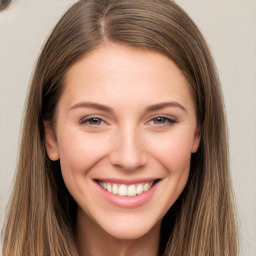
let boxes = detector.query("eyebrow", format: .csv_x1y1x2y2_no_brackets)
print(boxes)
69,102,114,112
144,102,187,113
69,101,187,113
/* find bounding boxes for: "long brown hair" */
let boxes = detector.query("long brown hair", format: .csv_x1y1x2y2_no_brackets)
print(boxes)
2,0,238,255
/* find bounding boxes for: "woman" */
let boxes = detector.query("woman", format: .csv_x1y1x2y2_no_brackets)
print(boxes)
2,0,238,255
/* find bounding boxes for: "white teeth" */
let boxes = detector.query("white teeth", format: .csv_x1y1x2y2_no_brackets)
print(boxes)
112,184,118,194
127,185,136,196
98,181,154,197
136,184,143,195
107,183,112,193
102,182,107,190
143,183,149,192
118,185,127,196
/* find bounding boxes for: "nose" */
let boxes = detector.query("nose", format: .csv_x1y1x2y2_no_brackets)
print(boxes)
110,127,148,171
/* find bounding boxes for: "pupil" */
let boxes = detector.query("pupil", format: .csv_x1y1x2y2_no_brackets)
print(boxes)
90,118,100,124
155,117,165,123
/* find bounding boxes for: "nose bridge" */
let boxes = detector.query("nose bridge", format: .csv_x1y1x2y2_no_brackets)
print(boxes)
110,124,147,170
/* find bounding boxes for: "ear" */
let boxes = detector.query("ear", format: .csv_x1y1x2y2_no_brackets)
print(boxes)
44,121,60,161
191,127,200,153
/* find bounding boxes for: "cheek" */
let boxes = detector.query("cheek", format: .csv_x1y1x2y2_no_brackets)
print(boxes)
56,129,112,209
56,129,109,178
150,130,194,211
151,130,194,175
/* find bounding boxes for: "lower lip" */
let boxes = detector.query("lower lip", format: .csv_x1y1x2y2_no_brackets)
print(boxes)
94,181,160,208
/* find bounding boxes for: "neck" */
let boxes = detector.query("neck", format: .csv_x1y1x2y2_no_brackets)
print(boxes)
76,209,161,256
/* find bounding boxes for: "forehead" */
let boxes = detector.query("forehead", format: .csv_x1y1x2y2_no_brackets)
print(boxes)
61,43,195,112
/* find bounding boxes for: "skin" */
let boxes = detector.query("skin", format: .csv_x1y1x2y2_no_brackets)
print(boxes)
45,43,200,256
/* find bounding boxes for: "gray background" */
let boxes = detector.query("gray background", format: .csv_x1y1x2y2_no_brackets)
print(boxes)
0,0,255,255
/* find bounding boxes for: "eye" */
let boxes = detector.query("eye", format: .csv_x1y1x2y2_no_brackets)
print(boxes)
149,116,176,125
80,117,104,126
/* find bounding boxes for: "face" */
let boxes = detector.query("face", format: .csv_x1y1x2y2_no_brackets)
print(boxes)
45,44,200,241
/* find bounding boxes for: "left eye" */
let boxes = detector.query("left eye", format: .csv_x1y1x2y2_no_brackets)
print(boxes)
81,117,104,126
151,116,175,125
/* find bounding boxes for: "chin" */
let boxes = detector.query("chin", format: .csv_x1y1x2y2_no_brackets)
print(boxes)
97,214,162,241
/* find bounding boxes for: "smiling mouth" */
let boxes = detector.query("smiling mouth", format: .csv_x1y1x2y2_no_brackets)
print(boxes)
96,180,160,197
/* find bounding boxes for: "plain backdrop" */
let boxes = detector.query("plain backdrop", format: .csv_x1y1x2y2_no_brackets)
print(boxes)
0,0,255,255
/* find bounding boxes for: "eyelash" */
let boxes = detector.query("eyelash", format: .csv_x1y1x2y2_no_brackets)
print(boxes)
80,116,105,126
80,116,176,127
147,116,176,126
